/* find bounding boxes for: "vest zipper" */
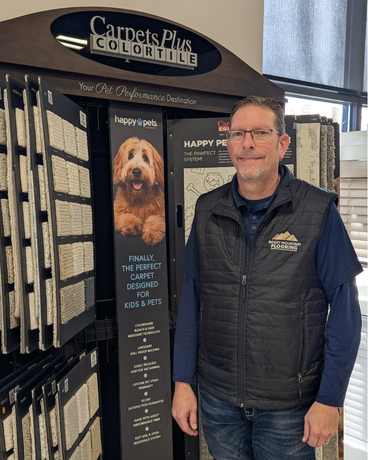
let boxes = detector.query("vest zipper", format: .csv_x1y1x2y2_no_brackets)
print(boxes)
298,312,306,398
238,246,249,407
238,223,264,407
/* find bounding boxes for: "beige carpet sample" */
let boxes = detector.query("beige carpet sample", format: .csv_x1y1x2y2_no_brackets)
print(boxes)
78,165,91,199
73,242,85,277
86,372,99,418
79,431,92,460
33,105,43,154
75,127,89,162
0,153,7,190
1,198,11,237
63,394,79,450
74,281,86,317
59,244,74,281
81,204,93,235
15,107,26,149
3,413,14,452
52,155,68,194
62,119,78,157
39,406,49,460
326,124,335,191
89,416,102,460
50,404,59,448
76,383,89,434
22,410,32,460
320,124,328,189
70,202,83,236
38,164,47,211
46,111,64,152
60,284,76,325
19,154,28,193
296,122,321,186
69,446,82,460
55,200,71,237
0,108,7,146
67,160,81,196
83,242,94,273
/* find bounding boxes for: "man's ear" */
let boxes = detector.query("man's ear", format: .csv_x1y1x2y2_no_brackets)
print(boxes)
278,133,290,160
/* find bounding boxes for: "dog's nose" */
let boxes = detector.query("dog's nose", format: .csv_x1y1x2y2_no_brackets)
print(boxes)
132,168,142,178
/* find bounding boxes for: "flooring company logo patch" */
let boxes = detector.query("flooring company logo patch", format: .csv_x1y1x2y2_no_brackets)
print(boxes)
269,231,301,252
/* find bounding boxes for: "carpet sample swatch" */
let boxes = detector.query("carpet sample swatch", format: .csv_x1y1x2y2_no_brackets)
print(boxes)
76,383,89,434
67,160,80,196
3,413,14,452
39,409,49,460
90,416,102,460
70,202,83,236
0,154,7,190
78,166,91,199
86,372,99,419
320,124,328,189
46,111,64,152
0,108,6,146
15,107,26,148
69,446,81,460
75,128,89,162
79,431,92,460
62,119,77,157
63,394,79,450
1,198,11,237
296,122,321,186
83,242,94,273
50,405,59,448
81,204,93,235
52,156,68,194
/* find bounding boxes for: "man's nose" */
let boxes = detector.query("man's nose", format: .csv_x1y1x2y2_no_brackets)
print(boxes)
242,131,255,148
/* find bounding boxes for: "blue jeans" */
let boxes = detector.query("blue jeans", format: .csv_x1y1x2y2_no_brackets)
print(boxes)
200,389,315,460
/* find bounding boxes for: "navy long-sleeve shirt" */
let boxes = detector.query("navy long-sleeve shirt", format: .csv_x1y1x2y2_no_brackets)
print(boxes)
173,172,362,408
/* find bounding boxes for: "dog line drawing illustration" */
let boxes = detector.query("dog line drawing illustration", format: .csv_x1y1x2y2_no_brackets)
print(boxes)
113,137,165,246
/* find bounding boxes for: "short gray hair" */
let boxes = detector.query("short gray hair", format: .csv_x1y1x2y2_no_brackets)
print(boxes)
230,95,286,135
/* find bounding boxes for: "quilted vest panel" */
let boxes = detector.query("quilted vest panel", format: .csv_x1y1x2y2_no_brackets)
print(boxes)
196,169,337,409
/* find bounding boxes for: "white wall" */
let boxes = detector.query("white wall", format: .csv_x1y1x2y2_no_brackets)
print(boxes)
0,0,264,73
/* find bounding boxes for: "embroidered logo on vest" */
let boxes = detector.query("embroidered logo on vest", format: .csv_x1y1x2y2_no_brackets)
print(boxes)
268,232,301,252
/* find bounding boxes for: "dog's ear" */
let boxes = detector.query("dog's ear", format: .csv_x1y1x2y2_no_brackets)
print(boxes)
112,141,128,185
152,146,164,188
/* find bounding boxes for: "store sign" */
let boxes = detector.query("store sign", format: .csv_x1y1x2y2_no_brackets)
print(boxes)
51,11,222,76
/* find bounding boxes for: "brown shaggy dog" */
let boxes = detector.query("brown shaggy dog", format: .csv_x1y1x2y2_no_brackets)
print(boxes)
113,137,165,246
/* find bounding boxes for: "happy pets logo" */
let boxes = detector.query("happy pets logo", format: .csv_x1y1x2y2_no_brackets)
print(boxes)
114,115,158,130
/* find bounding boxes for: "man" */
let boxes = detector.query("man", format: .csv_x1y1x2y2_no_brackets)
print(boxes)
172,96,362,460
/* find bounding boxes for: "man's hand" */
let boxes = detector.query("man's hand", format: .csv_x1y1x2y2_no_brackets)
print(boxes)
302,401,339,447
172,382,198,436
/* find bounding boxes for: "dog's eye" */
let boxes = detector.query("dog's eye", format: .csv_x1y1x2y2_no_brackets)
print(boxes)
128,152,134,160
142,154,149,163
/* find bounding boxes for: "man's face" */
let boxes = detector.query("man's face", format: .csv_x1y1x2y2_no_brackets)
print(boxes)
227,105,289,183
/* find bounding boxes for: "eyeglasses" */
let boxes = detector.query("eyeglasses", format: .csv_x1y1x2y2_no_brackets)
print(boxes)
226,128,280,144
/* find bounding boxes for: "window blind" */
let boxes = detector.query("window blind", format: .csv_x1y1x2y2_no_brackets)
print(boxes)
344,315,368,445
339,160,367,265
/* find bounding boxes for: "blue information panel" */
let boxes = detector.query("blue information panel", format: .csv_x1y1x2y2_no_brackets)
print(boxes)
109,101,173,460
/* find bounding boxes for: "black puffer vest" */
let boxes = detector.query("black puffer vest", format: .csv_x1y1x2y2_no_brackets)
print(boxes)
196,167,337,409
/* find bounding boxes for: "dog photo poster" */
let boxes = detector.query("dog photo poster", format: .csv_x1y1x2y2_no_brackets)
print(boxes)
109,102,173,460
